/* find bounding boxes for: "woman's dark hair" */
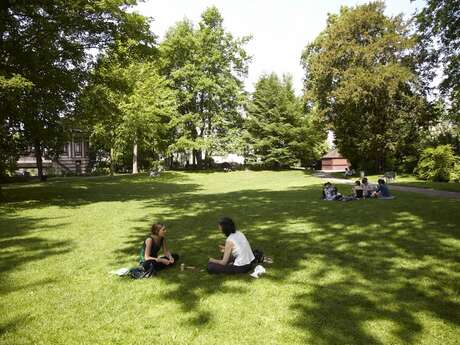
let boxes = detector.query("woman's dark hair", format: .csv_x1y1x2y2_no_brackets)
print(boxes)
218,217,236,237
362,177,368,184
151,222,165,236
378,179,385,185
355,180,361,186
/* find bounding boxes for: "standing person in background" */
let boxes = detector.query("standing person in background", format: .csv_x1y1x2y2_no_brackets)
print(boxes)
208,217,255,274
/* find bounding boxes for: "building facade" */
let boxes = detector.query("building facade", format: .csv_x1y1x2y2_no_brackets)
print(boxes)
16,133,90,176
321,149,350,171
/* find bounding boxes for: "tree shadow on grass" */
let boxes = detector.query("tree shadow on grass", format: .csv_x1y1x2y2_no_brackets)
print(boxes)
0,209,73,295
2,173,459,343
116,184,460,343
1,172,201,210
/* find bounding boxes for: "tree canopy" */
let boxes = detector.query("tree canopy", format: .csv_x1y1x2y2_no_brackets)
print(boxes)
159,6,251,167
0,0,153,178
301,1,430,171
246,73,326,168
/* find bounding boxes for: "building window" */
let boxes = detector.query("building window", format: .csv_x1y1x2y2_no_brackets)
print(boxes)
74,142,82,157
63,143,68,155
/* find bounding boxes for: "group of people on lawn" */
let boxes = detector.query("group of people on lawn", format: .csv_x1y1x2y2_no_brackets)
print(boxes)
323,177,392,201
138,178,392,277
140,217,257,276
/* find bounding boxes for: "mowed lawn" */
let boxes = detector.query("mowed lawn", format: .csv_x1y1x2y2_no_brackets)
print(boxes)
1,171,459,345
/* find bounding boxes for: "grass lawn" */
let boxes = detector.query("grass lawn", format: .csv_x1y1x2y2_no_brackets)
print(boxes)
329,172,460,193
1,171,459,345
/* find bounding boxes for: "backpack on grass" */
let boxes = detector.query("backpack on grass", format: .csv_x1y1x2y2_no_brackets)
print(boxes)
129,260,157,279
252,249,264,264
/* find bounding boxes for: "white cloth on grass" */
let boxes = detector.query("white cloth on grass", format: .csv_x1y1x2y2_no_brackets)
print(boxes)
250,265,266,278
110,268,130,276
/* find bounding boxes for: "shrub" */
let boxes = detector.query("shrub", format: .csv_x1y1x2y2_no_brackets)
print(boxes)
415,145,458,182
450,163,460,182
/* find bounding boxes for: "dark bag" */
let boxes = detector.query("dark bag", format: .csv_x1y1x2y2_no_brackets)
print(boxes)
252,249,264,264
129,260,156,279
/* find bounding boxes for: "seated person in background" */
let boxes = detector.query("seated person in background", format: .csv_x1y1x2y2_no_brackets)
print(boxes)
141,223,179,274
361,177,373,198
352,180,363,199
208,217,255,274
372,179,393,198
322,182,343,200
344,167,355,177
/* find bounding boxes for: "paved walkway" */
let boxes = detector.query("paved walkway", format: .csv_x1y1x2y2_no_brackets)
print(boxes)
313,172,460,199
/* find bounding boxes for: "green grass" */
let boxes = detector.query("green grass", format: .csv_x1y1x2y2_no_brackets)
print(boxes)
329,172,460,192
1,171,459,345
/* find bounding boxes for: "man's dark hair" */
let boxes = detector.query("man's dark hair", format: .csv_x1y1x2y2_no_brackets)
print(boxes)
218,217,236,237
378,179,385,185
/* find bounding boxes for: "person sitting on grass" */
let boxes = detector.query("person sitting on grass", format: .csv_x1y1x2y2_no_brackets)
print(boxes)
141,222,179,274
322,182,343,200
372,179,393,199
361,177,373,198
208,217,255,274
352,180,363,199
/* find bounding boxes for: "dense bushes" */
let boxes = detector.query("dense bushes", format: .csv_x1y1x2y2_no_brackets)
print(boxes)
415,145,459,182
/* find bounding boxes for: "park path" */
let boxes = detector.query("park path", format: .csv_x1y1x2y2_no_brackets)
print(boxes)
313,172,460,199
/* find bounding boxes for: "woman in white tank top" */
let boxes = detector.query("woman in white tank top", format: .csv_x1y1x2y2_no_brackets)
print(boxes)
208,217,255,274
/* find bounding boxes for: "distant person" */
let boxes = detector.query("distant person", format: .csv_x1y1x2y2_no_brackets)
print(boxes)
344,167,355,177
208,217,255,274
361,177,373,198
353,180,363,199
322,182,343,200
372,179,393,199
140,223,179,274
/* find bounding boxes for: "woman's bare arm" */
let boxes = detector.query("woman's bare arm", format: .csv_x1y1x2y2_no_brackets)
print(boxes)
209,241,233,265
162,239,174,263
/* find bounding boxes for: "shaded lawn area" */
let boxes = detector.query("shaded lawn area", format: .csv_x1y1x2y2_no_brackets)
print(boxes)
0,171,459,345
330,172,460,192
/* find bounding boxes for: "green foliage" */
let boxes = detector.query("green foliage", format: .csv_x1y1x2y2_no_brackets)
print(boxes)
301,1,430,172
77,31,159,173
415,145,458,182
245,73,326,168
416,0,460,114
115,63,177,170
0,0,153,178
159,7,251,166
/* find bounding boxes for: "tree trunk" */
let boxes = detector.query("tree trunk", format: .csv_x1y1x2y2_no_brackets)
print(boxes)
109,147,115,176
132,136,138,174
195,149,202,168
34,140,45,181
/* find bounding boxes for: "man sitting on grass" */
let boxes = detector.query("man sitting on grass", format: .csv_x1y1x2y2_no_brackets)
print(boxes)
372,179,393,199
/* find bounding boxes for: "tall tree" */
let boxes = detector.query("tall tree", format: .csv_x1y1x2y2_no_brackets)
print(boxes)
416,0,460,113
415,0,460,154
116,63,177,173
246,73,326,168
159,6,250,167
77,36,158,174
301,1,429,171
0,0,152,180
